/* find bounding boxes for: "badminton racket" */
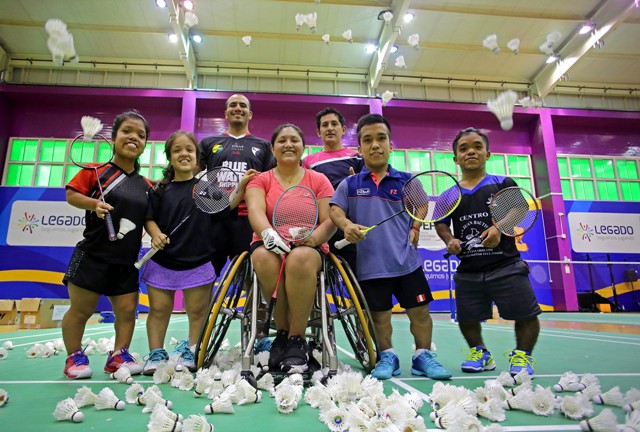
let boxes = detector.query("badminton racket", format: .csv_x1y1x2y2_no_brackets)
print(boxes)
134,166,238,269
69,116,117,241
262,185,319,336
335,170,462,249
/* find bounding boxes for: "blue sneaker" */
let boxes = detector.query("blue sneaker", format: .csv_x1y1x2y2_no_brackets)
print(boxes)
371,351,401,380
173,339,196,372
411,351,452,380
461,346,496,373
255,337,273,354
143,348,169,375
508,349,535,376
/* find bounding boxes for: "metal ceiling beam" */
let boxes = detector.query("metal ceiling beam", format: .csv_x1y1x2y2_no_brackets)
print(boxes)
532,0,637,98
168,0,198,89
367,0,411,94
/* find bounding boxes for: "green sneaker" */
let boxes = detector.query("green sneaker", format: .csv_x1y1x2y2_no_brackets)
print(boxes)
461,346,496,373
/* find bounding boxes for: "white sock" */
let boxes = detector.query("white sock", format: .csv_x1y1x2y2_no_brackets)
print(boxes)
189,343,196,354
414,348,427,357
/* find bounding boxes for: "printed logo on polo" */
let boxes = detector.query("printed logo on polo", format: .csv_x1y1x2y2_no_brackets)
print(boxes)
211,144,222,154
252,147,261,157
356,188,370,196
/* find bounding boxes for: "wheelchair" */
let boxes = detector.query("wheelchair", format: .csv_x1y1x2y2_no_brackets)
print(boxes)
195,250,377,384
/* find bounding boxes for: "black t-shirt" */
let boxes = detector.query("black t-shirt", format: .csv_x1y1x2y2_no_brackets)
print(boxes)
146,178,221,270
438,174,521,273
198,132,275,216
66,163,152,265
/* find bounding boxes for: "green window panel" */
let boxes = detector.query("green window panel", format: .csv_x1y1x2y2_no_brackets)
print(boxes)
514,178,533,193
593,159,615,179
574,180,595,200
486,156,506,175
153,146,167,166
36,165,64,187
620,182,640,201
433,152,455,172
97,142,113,163
557,157,569,178
408,151,431,172
140,146,152,165
65,166,81,183
560,179,573,199
152,167,165,180
569,158,592,178
40,140,67,162
6,164,34,186
616,160,638,180
309,147,322,155
9,139,38,162
507,155,530,176
596,181,619,201
69,141,97,164
390,151,406,171
139,167,150,179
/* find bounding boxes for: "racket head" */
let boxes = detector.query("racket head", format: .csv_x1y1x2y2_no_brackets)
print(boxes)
402,170,462,223
272,185,319,243
192,166,239,214
489,186,540,237
69,133,114,169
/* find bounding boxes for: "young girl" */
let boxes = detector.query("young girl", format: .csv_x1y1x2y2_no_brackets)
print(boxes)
62,110,152,379
141,130,257,373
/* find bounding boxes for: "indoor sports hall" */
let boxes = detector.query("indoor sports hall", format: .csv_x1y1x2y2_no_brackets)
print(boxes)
0,1,639,431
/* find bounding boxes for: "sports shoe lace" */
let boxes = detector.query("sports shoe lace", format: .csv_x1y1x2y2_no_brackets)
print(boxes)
70,348,89,366
377,352,396,368
465,347,483,362
509,351,535,368
416,351,439,367
145,348,168,363
116,346,136,363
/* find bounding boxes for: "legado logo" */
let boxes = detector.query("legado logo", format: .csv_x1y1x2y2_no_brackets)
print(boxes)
577,222,594,241
568,212,639,254
7,201,86,246
17,212,40,234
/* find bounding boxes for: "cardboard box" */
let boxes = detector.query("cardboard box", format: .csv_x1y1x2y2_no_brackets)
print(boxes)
17,298,71,329
0,300,18,325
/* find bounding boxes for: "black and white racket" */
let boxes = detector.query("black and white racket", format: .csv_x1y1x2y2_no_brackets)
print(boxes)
335,170,462,249
134,167,238,269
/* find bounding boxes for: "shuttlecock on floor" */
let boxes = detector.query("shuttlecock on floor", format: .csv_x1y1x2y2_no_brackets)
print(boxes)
560,393,593,420
487,90,518,131
111,365,134,384
74,386,99,408
0,388,8,407
2,341,13,350
554,371,584,392
478,398,506,422
593,386,624,407
26,345,43,358
625,410,640,432
579,408,618,432
624,400,640,414
204,394,234,414
125,383,145,405
275,384,300,414
53,398,84,423
0,348,7,360
504,388,534,412
116,218,136,240
142,390,173,413
148,404,183,432
183,414,214,432
580,373,601,389
531,386,556,416
95,387,125,411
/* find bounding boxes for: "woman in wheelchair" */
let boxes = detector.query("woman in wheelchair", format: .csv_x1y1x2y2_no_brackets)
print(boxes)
245,123,336,372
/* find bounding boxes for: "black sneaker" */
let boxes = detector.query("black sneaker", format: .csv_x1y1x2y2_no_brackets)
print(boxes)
267,330,288,371
280,336,309,372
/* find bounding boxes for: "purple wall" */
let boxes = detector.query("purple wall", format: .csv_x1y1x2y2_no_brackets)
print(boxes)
0,94,9,176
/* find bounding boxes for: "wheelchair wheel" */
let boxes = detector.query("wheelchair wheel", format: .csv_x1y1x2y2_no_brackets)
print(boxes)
326,253,377,372
195,252,251,369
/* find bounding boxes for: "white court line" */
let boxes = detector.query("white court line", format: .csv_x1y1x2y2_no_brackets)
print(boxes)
397,372,640,381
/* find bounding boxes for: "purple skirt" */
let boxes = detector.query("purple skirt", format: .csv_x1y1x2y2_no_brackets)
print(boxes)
141,260,215,291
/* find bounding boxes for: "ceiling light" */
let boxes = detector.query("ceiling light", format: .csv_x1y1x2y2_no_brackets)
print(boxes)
168,33,178,43
182,0,194,10
365,44,377,54
403,12,415,23
390,44,398,54
377,9,393,20
155,0,166,7
546,54,559,64
191,34,202,43
579,21,595,35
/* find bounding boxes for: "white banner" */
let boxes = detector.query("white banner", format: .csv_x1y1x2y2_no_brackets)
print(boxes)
6,201,86,246
568,212,640,253
417,222,447,251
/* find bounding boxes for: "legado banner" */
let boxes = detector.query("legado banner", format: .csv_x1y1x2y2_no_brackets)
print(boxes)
6,200,85,247
568,212,639,253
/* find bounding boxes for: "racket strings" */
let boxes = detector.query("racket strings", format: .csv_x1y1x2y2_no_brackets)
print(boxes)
490,189,538,236
402,172,462,222
273,187,318,243
69,135,113,168
192,168,237,214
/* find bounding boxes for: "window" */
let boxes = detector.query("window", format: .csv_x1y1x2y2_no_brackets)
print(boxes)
558,155,640,201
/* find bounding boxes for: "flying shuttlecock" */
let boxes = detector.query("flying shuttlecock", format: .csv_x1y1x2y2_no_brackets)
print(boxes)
184,11,198,28
80,116,103,141
518,96,542,110
408,33,420,50
507,38,520,54
482,34,500,54
116,218,136,240
183,414,214,432
579,408,618,432
52,398,84,423
45,18,79,66
342,29,353,43
95,387,126,410
306,12,318,33
295,13,306,31
381,90,396,107
546,31,562,47
487,89,518,131
241,35,252,48
322,34,330,45
394,55,406,69
382,11,393,24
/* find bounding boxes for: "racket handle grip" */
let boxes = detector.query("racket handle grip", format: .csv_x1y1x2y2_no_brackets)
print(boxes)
443,242,466,259
134,247,158,269
105,213,117,241
334,238,352,250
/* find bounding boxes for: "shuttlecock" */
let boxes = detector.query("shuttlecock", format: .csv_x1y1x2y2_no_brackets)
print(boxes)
241,35,252,48
320,405,349,431
81,116,103,141
342,29,353,43
579,408,618,432
0,388,8,407
2,341,13,350
275,384,300,414
482,34,500,53
184,11,198,28
381,90,396,107
487,89,518,130
26,345,42,358
408,33,420,50
45,18,79,65
447,413,484,431
560,393,593,420
382,11,393,24
148,404,183,432
183,414,214,432
518,96,542,110
0,348,7,360
142,390,173,413
295,13,307,31
531,386,556,416
95,387,125,410
395,55,406,69
74,386,99,408
52,398,84,423
504,388,534,412
322,34,330,45
478,398,506,422
581,374,601,389
539,41,555,56
625,400,640,414
288,373,304,387
624,389,640,405
204,394,235,414
625,410,640,432
256,373,274,393
546,31,562,47
306,12,318,33
507,38,520,54
117,218,136,240
111,365,134,384
125,383,145,404
593,387,624,407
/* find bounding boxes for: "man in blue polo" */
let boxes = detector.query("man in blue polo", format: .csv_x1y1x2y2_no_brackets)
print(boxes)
329,113,451,380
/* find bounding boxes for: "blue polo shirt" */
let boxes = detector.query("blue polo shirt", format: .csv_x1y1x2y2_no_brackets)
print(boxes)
331,165,421,281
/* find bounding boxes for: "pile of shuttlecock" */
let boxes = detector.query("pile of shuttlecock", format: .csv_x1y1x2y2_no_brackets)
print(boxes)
44,18,79,66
